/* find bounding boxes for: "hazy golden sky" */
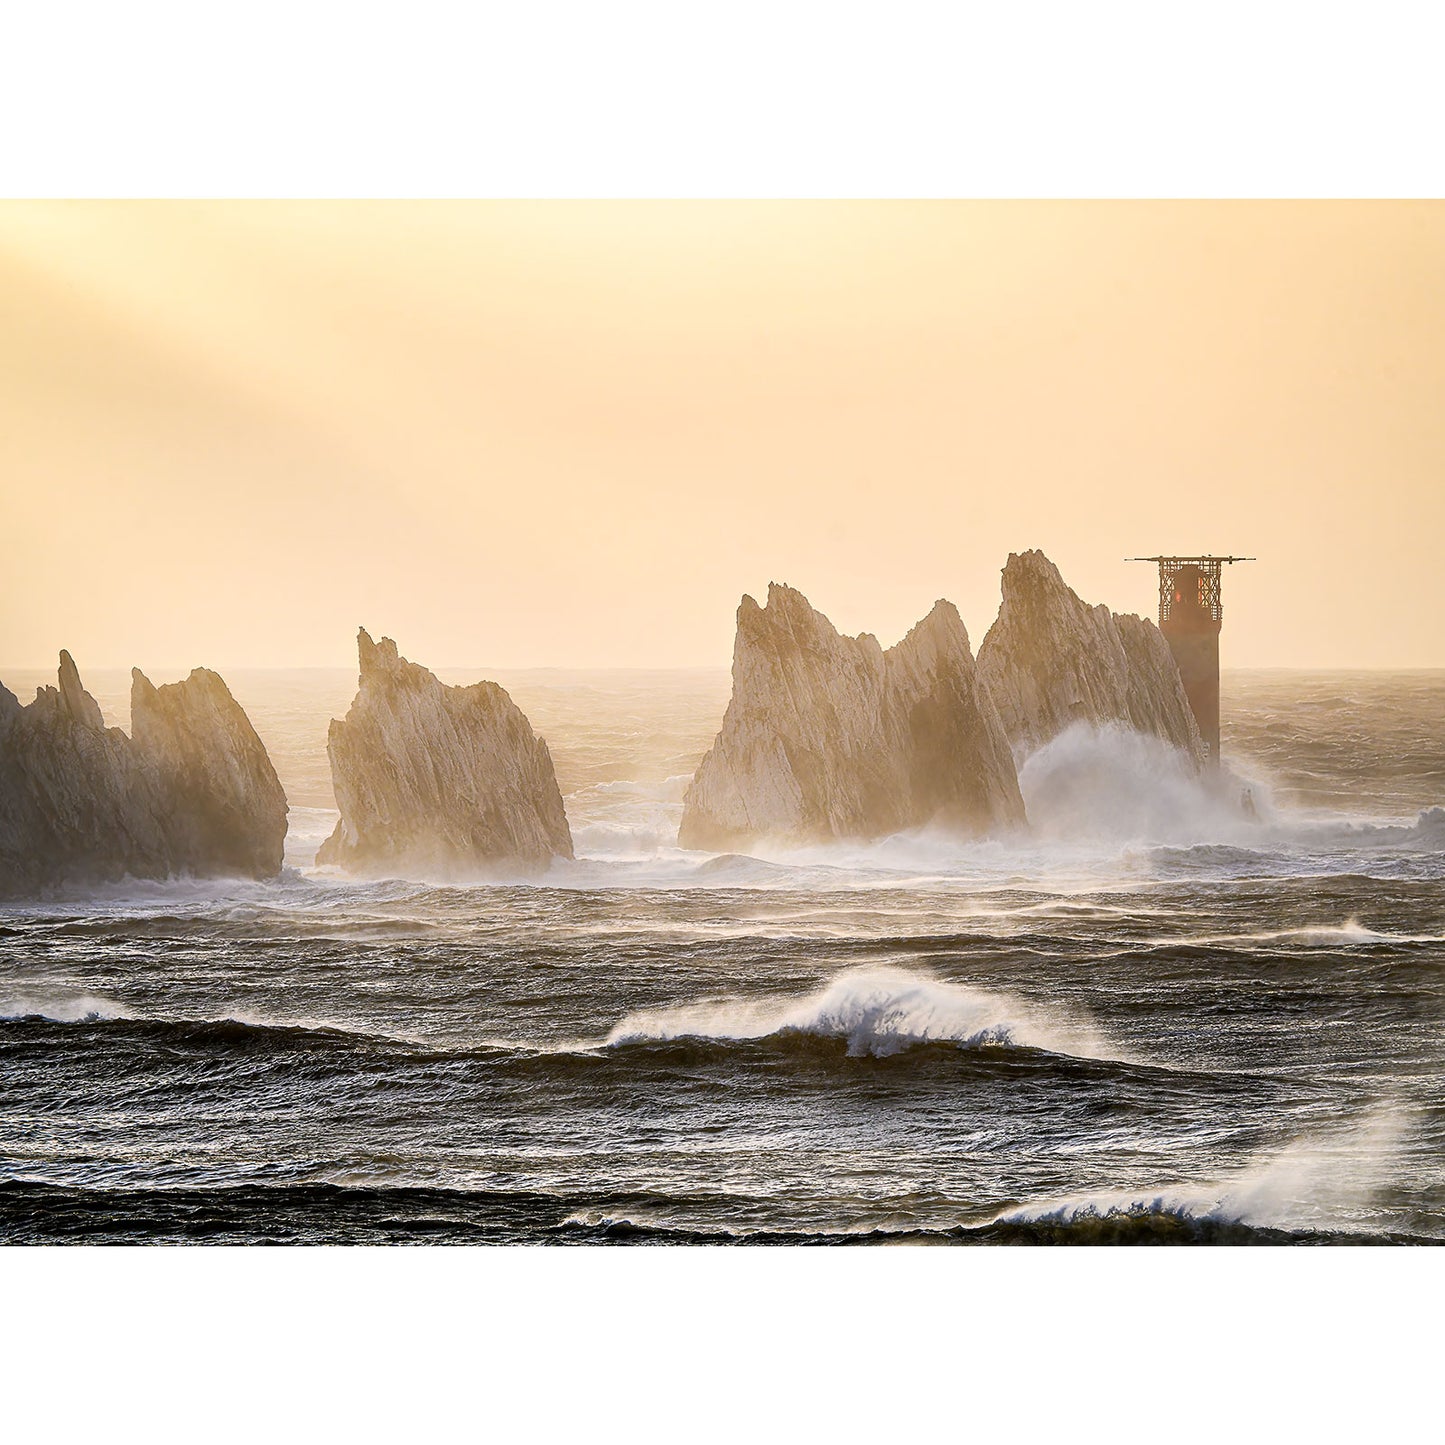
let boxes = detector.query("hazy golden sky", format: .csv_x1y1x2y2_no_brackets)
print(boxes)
2,200,1441,671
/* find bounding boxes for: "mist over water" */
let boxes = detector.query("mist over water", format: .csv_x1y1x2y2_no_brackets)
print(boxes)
1,668,1442,1243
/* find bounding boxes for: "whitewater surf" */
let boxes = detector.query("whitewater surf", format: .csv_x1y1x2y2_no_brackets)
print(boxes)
1,667,1441,1244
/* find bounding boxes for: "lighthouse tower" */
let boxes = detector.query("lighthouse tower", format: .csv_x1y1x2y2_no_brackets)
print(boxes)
1131,555,1253,766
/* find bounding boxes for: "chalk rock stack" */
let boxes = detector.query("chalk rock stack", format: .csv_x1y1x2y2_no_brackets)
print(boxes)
317,629,573,876
679,585,1025,851
977,550,1204,765
0,653,288,897
129,667,290,879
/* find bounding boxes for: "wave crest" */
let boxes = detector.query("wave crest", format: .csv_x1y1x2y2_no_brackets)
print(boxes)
604,965,1120,1060
992,1107,1413,1235
1018,722,1271,845
0,990,134,1023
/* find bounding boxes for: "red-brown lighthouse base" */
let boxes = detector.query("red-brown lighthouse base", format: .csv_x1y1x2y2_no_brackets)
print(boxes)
1161,625,1221,766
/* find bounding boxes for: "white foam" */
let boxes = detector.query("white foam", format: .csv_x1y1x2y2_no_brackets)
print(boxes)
283,805,341,868
995,1107,1414,1233
16,717,1416,904
0,989,134,1023
0,987,425,1046
604,964,1122,1061
1018,722,1276,846
1173,917,1445,948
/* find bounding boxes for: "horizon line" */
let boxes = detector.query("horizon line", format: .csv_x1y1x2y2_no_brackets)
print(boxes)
5,661,1445,677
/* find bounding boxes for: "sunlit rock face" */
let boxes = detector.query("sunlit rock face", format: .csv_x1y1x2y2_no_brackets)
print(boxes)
130,667,289,879
0,653,287,896
977,550,1205,765
679,584,1025,851
317,629,573,876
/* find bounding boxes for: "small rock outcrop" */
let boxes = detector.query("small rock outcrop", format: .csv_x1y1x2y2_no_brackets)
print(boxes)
977,550,1205,764
0,653,288,897
679,584,1025,851
316,629,573,875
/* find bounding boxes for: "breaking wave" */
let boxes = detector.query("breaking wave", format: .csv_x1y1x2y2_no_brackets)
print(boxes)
0,989,426,1050
604,964,1121,1061
990,1108,1415,1236
1018,722,1273,845
1337,806,1445,846
0,989,134,1023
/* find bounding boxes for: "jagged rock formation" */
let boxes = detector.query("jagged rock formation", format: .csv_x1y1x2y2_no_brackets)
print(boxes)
130,667,290,878
977,550,1205,765
0,653,288,896
679,584,1025,851
317,629,573,875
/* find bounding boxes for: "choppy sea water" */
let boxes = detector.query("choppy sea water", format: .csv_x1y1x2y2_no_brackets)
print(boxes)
1,667,1442,1245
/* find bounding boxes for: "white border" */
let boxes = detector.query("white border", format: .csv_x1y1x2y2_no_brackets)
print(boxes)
3,1246,1439,1438
2,2,1442,196
3,4,1440,1434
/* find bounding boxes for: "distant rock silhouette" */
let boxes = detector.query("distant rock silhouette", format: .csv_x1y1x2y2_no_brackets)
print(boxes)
977,550,1204,765
317,629,573,876
0,653,287,896
679,584,1024,851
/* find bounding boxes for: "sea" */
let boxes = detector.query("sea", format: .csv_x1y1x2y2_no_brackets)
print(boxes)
1,666,1442,1245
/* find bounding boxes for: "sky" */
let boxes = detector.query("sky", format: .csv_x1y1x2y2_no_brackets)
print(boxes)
2,200,1442,673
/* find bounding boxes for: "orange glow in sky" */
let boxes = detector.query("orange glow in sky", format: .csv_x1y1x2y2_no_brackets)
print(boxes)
3,200,1441,670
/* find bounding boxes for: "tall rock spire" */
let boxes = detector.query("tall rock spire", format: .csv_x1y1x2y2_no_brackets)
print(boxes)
976,550,1204,765
679,584,1025,851
0,652,287,896
317,629,573,876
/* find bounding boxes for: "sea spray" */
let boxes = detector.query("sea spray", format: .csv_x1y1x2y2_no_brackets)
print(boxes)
1018,721,1275,845
0,989,134,1023
604,964,1121,1061
993,1107,1414,1235
3,667,1441,1244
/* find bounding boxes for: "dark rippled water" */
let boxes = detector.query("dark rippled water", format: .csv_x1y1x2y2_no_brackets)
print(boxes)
2,668,1442,1244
